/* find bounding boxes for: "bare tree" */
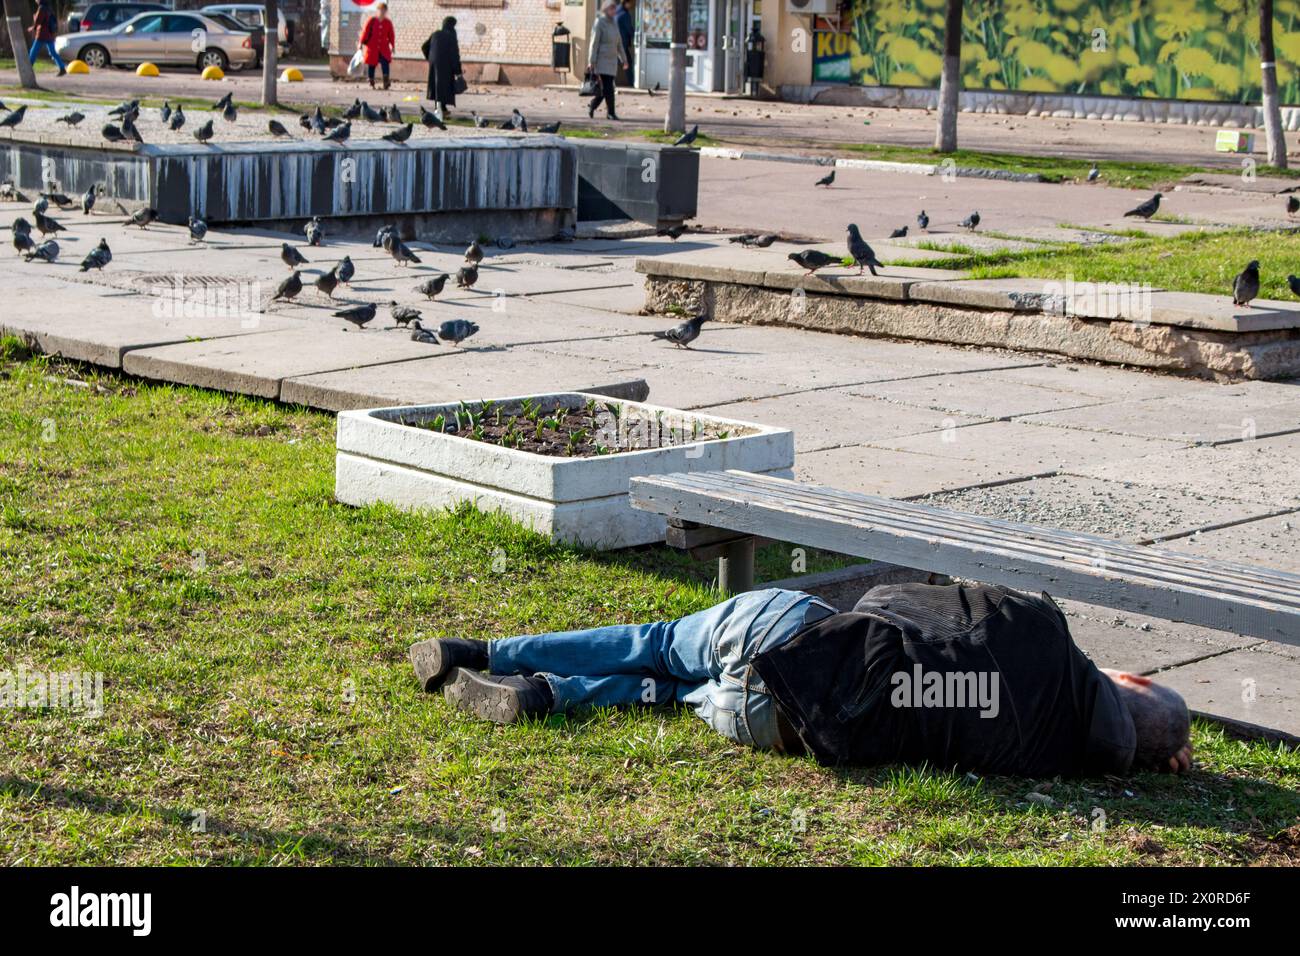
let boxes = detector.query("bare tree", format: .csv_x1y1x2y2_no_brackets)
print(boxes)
261,0,279,106
1260,0,1287,168
664,0,686,134
934,0,962,152
3,0,38,89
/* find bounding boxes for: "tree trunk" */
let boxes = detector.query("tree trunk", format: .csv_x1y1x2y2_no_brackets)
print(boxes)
664,0,687,134
1260,0,1287,168
934,0,962,152
3,0,37,89
262,1,279,107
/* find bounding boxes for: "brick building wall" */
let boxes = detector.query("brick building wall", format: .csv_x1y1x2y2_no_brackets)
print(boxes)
330,0,566,86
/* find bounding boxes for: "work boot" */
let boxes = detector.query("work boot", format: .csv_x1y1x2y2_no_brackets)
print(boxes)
443,669,553,723
409,637,489,692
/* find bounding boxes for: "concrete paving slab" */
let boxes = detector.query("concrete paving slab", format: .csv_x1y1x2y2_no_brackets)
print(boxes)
700,388,988,453
1130,291,1300,333
1156,647,1300,739
121,326,445,399
1057,597,1258,674
1159,513,1300,577
525,280,648,314
1072,432,1300,507
843,364,1119,419
794,443,1026,499
908,276,1065,312
606,366,801,409
866,419,1181,478
280,350,650,411
1025,383,1300,443
923,474,1271,543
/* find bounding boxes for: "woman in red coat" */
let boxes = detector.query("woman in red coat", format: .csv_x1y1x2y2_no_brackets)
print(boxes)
359,2,396,90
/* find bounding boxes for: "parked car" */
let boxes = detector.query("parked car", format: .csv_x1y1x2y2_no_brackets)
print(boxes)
55,10,257,73
201,4,292,62
66,1,171,35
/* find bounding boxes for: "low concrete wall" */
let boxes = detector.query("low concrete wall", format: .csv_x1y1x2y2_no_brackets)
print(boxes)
571,140,699,226
780,84,1300,131
643,274,1300,381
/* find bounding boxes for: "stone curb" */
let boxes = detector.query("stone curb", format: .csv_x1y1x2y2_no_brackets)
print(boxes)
698,145,1045,182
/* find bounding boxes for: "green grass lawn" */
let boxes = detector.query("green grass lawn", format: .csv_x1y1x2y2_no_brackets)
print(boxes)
1,340,1296,865
893,227,1300,301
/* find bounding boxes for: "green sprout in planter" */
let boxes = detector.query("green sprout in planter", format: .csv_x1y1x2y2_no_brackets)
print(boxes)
594,443,610,456
431,413,446,433
520,398,538,422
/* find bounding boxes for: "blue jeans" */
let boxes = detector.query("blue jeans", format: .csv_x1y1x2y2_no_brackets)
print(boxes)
29,39,66,72
489,588,835,750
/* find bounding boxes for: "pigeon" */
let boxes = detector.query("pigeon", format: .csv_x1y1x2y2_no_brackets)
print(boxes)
917,210,929,231
1232,260,1260,307
373,224,396,248
846,224,883,276
409,319,439,344
101,123,126,143
888,226,908,239
814,168,836,188
222,101,238,124
24,239,59,262
160,101,172,123
658,224,688,240
337,256,355,285
281,243,309,269
341,99,362,120
272,270,304,301
673,124,699,147
305,216,324,247
314,266,339,298
43,192,74,209
268,119,292,138
109,99,139,117
32,196,48,217
212,91,233,112
1087,164,1100,182
121,114,144,144
92,236,112,266
34,211,65,236
472,112,488,128
81,186,98,216
12,230,35,256
169,105,186,131
389,238,421,266
335,302,378,329
1288,274,1300,297
11,217,31,236
417,273,449,299
510,108,527,132
438,319,479,346
0,182,15,202
193,119,215,144
187,215,208,243
959,211,981,231
361,101,384,123
79,240,111,271
120,105,139,124
383,123,413,144
464,239,484,265
127,207,158,229
419,106,447,130
390,302,421,326
0,106,27,129
323,121,351,143
55,111,85,126
537,121,561,134
788,249,839,274
298,112,313,131
731,233,776,248
652,315,708,348
1287,196,1299,217
1124,193,1162,219
456,263,479,289
386,104,402,123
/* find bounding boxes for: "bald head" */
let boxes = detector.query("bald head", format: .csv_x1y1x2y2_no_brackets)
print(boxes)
1102,670,1191,773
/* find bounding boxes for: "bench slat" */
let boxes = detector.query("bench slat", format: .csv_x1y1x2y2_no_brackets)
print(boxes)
629,471,1300,644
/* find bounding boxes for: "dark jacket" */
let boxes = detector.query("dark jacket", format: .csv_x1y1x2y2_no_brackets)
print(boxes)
752,583,1136,777
33,3,58,42
422,28,462,106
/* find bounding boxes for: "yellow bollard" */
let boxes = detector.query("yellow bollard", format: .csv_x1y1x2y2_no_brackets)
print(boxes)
66,59,90,74
279,67,304,82
135,62,160,77
201,65,225,81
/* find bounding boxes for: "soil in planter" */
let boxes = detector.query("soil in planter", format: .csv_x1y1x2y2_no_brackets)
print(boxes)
399,400,744,458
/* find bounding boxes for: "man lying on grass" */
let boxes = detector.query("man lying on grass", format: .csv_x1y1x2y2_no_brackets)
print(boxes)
411,583,1193,776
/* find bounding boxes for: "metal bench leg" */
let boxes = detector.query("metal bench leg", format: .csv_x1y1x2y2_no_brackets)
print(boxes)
717,537,755,596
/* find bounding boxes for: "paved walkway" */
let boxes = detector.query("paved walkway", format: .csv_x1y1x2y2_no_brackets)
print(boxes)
3,196,1298,738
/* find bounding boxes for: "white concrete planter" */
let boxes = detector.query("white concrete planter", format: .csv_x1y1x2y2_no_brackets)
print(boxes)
335,392,794,549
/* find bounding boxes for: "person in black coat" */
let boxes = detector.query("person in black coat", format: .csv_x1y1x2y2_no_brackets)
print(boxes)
422,17,463,116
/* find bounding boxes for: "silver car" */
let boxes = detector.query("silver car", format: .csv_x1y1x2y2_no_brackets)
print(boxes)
55,10,257,73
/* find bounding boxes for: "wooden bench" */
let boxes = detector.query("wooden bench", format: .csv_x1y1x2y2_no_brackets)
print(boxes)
629,470,1300,646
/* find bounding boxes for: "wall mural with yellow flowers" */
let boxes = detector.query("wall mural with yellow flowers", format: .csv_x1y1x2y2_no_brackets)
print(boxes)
812,0,1300,104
